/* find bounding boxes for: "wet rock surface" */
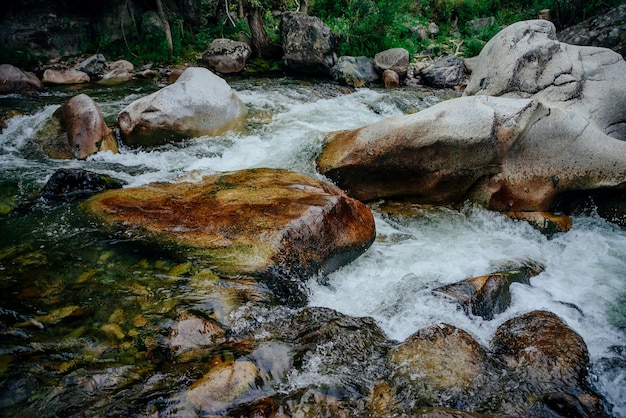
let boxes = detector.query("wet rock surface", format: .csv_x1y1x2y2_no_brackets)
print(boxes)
317,20,626,224
34,93,118,160
374,311,607,417
82,168,376,306
434,261,544,319
117,67,248,146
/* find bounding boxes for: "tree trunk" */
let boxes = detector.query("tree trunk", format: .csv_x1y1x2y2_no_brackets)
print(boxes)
246,6,271,57
298,0,308,14
155,0,174,60
180,0,201,26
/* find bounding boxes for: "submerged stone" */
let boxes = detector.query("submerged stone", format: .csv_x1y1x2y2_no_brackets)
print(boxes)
433,261,544,320
81,168,376,306
186,360,258,414
37,94,118,160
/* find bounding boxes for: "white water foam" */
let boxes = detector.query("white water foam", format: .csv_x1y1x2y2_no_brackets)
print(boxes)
308,205,626,415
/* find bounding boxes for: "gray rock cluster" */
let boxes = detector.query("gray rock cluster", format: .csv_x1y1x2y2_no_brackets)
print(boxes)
318,19,626,222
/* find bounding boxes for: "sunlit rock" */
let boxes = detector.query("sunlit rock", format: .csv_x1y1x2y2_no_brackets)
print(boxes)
317,19,626,222
433,262,544,320
0,64,42,94
186,360,258,414
37,94,118,160
465,19,626,141
82,168,376,306
117,67,248,146
317,95,535,203
42,68,90,85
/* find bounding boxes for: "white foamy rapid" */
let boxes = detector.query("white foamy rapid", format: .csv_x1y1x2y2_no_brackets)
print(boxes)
309,206,626,415
1,78,624,415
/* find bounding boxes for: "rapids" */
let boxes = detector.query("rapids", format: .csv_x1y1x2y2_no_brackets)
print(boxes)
1,76,625,416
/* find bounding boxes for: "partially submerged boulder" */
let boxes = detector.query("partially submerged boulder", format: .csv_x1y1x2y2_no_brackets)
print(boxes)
317,95,537,203
117,67,248,146
82,168,376,306
433,262,544,320
36,93,118,160
491,310,605,416
38,168,125,203
379,311,606,416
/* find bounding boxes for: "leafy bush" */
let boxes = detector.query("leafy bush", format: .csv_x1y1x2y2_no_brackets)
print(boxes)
310,0,414,56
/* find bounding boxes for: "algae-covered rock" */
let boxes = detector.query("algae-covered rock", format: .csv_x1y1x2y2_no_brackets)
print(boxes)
82,168,375,305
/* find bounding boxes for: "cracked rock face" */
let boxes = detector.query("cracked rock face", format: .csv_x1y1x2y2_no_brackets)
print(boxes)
317,20,626,214
465,19,626,141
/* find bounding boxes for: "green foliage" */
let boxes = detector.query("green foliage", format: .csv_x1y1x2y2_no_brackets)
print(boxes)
310,0,416,56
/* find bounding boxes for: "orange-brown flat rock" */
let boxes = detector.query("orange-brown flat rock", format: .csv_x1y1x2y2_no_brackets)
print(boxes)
82,168,375,282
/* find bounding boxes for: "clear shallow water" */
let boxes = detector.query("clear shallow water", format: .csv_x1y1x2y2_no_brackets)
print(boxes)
1,76,625,416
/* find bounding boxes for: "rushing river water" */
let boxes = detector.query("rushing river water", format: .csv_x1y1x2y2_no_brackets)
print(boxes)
1,76,625,416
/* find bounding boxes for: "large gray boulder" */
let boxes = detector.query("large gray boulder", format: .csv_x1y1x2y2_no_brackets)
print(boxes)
317,20,626,216
420,55,465,88
280,11,336,75
465,19,626,140
201,38,252,74
117,67,248,146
